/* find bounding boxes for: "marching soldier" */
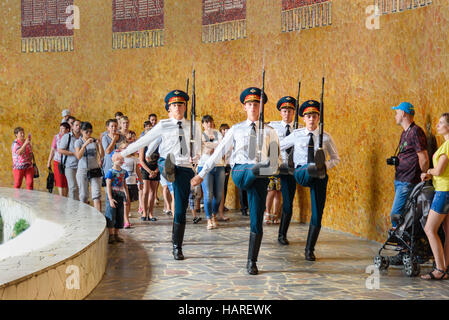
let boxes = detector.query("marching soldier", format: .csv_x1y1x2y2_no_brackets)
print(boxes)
269,96,298,245
280,100,340,261
118,90,201,260
191,87,281,275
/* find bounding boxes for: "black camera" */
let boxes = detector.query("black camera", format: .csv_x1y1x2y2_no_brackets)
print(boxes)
387,156,399,166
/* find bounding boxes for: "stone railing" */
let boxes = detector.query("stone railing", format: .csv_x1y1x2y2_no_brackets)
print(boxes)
0,188,107,299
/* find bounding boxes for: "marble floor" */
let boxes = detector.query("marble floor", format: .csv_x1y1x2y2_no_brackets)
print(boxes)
86,204,449,300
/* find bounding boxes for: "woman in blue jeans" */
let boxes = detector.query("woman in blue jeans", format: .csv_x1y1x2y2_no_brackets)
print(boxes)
197,115,225,230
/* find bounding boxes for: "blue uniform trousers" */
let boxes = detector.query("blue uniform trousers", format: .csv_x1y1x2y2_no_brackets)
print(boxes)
293,164,328,227
280,174,297,222
231,164,269,234
158,158,195,224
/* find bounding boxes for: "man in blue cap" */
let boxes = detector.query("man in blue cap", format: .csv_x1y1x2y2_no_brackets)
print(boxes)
280,100,340,261
118,89,202,260
388,102,429,264
269,96,298,245
191,87,281,275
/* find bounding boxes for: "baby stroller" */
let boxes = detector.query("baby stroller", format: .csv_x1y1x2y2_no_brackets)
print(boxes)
374,181,441,277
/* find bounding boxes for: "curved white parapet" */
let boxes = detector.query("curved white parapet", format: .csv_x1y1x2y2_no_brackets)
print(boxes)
0,188,108,300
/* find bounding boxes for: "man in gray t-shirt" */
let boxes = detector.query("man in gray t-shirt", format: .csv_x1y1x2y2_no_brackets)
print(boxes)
57,120,82,200
102,119,126,174
58,132,79,169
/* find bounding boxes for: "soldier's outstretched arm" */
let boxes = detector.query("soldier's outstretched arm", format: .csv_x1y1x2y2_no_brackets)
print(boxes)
279,131,295,151
121,123,162,157
191,126,234,186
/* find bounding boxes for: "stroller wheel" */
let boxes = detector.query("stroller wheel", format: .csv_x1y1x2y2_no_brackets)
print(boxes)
374,255,389,270
402,254,420,277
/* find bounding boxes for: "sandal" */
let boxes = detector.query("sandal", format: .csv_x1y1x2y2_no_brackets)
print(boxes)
193,216,202,224
149,217,157,222
421,267,447,280
264,212,273,224
207,219,214,230
217,216,230,222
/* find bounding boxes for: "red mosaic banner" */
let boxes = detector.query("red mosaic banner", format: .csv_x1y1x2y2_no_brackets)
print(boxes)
202,0,246,43
21,0,74,53
112,0,164,33
282,0,328,11
112,0,164,50
202,0,246,25
21,0,73,38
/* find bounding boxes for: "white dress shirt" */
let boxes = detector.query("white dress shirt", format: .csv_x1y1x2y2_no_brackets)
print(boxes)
269,120,297,163
198,120,281,179
280,127,340,169
122,118,202,168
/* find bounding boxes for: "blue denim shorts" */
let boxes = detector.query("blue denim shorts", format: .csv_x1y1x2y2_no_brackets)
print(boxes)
431,191,449,214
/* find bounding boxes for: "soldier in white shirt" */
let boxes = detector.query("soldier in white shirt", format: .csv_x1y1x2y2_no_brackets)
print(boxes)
280,100,340,261
269,96,298,246
191,87,281,275
118,90,201,261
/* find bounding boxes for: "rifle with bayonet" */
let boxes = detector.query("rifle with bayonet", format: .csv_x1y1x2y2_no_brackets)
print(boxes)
310,76,326,179
256,67,266,163
288,78,301,169
190,69,196,160
184,78,189,119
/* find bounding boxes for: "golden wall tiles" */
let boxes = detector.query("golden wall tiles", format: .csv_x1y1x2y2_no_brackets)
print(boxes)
0,0,448,242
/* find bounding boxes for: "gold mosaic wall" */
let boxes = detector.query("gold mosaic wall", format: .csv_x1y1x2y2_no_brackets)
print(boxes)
0,0,448,242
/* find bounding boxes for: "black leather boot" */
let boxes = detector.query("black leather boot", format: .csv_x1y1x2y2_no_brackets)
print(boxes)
278,212,292,245
172,222,186,260
305,224,321,261
247,232,263,275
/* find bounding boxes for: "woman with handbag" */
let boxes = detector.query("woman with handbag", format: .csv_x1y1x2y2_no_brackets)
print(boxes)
47,122,71,197
75,122,104,212
58,119,81,200
11,127,34,190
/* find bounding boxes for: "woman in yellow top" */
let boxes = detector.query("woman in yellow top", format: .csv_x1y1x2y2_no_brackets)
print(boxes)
421,113,449,280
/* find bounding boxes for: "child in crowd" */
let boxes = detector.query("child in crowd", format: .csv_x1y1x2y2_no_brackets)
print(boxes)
105,152,130,244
